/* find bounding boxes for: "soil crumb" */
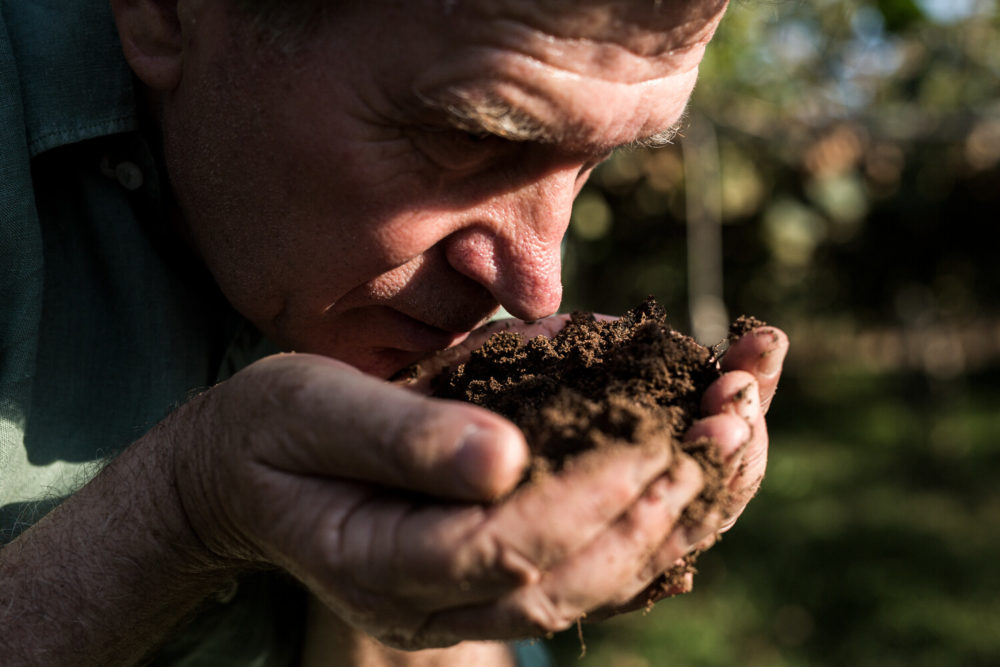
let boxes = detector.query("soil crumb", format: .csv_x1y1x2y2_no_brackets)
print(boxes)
433,297,764,531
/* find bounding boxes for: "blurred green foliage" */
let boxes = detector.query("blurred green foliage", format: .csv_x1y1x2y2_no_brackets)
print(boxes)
563,0,1000,337
555,1,1000,664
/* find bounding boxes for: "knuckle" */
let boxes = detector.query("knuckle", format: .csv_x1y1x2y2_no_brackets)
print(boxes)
380,399,446,481
518,587,578,635
479,531,542,586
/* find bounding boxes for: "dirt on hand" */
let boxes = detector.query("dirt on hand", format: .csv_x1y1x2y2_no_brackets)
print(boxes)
431,297,764,603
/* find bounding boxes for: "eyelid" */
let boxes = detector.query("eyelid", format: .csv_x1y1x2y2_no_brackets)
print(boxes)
407,125,506,171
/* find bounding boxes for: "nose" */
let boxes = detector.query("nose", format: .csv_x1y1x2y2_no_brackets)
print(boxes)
443,166,579,322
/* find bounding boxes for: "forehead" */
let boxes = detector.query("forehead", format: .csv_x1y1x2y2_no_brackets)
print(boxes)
458,0,729,64
406,0,729,152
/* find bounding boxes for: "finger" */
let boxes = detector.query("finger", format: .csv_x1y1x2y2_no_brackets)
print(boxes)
465,441,675,577
681,411,753,541
414,456,703,642
531,458,703,611
252,472,534,638
720,327,788,413
262,477,514,646
281,440,677,621
719,407,769,533
238,354,528,501
713,397,769,534
683,407,767,533
596,456,707,608
684,413,751,470
700,372,761,476
591,562,695,620
314,440,674,609
702,371,761,424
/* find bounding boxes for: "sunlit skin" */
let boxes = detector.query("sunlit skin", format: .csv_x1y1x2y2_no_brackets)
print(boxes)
150,0,728,378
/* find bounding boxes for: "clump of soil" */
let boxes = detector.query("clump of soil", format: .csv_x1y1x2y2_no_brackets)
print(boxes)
432,298,764,608
433,297,765,530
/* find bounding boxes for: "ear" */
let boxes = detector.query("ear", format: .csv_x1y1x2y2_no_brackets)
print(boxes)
110,0,183,91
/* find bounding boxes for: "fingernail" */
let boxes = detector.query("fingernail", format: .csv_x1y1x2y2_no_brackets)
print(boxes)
456,425,524,500
455,426,495,495
754,328,787,378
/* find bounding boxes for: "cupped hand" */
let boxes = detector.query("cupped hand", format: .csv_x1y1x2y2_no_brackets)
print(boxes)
394,316,787,634
408,315,789,539
172,318,786,648
169,345,694,648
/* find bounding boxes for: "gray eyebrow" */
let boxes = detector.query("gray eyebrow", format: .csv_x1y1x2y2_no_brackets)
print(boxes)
419,91,557,142
417,90,685,152
623,120,685,149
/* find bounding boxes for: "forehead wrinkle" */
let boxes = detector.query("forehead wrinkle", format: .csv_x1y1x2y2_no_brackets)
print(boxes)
411,8,713,155
455,0,729,66
458,16,714,86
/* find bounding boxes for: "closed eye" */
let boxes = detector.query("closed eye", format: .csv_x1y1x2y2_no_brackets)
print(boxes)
407,126,509,172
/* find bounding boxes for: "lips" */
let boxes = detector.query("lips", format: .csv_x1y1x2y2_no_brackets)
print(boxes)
323,305,476,354
379,307,475,352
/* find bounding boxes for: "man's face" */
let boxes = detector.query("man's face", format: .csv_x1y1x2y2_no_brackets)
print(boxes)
160,0,728,378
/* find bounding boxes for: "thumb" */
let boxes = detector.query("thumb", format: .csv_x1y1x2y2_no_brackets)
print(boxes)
235,353,529,501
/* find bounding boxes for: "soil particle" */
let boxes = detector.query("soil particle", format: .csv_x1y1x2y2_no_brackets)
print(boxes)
730,314,767,339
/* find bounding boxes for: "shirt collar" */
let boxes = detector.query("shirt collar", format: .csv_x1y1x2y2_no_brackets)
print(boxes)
4,0,137,157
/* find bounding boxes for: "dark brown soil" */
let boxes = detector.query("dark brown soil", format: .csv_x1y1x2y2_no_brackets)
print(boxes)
433,298,765,533
432,299,766,607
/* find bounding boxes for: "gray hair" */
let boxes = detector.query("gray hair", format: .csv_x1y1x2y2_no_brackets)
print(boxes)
228,0,332,49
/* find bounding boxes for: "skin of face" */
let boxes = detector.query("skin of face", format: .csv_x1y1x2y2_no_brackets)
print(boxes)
157,0,729,378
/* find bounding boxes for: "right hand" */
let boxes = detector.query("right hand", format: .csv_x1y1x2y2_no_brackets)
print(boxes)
169,351,712,649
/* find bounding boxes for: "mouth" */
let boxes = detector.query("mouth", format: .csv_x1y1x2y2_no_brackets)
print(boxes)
385,308,475,352
324,306,480,379
327,304,478,354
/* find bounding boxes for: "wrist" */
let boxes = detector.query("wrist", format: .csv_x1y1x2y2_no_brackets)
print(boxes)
163,386,268,571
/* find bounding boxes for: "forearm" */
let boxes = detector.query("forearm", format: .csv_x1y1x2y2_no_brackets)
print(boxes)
0,417,241,666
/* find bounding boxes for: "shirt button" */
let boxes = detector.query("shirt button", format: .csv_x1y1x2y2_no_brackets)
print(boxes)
115,161,145,191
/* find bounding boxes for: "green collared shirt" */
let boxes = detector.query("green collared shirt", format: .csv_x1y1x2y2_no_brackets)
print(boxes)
0,0,249,540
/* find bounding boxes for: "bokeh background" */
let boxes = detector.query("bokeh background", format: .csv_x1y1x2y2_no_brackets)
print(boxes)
550,1,1000,665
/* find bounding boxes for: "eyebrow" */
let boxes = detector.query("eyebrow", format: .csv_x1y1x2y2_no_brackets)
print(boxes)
418,92,685,153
